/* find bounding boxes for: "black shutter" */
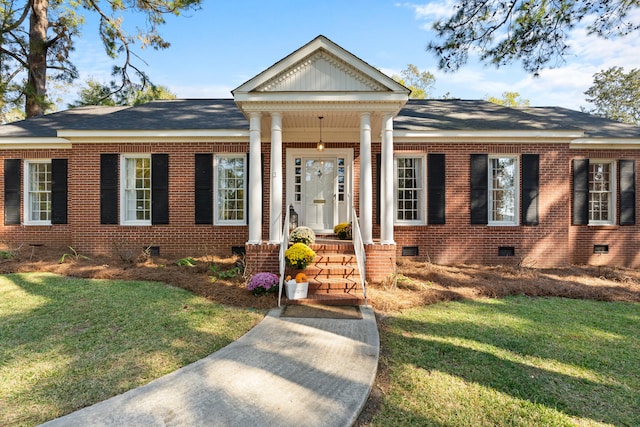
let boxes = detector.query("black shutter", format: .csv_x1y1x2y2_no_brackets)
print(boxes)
100,154,118,224
619,159,635,225
4,159,21,225
151,154,169,224
195,154,213,224
245,153,250,225
572,159,589,225
51,159,68,224
428,154,445,224
470,154,488,224
376,153,381,225
521,154,539,225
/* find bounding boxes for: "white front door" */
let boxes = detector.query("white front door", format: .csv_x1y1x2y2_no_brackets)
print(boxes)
303,159,335,231
287,149,352,234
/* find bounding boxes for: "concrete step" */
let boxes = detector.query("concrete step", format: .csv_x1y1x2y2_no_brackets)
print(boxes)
283,292,366,306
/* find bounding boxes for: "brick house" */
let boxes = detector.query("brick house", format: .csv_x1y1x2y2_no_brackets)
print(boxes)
2,35,640,283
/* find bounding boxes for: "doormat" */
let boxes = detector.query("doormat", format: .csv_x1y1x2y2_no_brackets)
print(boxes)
281,305,363,319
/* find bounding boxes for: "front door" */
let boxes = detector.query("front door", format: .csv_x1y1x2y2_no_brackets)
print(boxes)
287,149,352,234
303,159,335,231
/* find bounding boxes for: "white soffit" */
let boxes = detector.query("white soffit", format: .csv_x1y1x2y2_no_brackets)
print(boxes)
0,137,71,149
570,138,640,149
394,129,584,142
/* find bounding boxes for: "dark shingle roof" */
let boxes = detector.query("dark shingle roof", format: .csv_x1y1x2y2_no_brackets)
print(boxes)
395,99,578,132
2,98,640,139
69,99,247,131
0,106,127,137
0,99,247,137
518,106,640,138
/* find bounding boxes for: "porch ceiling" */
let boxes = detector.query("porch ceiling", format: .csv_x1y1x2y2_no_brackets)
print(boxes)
260,110,383,143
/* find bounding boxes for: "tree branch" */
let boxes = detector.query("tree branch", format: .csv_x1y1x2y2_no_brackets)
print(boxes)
0,46,29,68
2,0,33,33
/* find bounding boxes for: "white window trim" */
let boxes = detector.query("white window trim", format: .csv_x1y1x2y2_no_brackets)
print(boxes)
488,155,519,226
393,154,427,226
120,154,152,226
23,159,52,226
214,153,247,226
588,159,616,226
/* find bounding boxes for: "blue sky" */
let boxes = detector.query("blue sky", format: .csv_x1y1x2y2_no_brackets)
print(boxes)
65,1,640,110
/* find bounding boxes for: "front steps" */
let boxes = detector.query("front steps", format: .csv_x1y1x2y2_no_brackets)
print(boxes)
283,238,367,306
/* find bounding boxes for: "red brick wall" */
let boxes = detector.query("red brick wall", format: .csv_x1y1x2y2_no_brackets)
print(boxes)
0,143,253,258
392,143,572,268
568,148,640,267
391,143,640,268
2,140,640,269
0,148,73,250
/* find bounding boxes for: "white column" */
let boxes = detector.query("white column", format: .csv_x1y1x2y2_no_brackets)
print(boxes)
359,112,373,244
248,112,262,244
380,113,395,244
269,112,283,244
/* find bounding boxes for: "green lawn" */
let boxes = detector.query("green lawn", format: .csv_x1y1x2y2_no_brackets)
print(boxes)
0,272,264,427
372,296,640,426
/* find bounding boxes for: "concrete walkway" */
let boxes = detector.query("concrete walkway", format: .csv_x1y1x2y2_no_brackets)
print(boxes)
41,306,379,427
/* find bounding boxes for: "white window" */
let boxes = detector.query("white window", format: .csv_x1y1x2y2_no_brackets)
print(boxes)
589,160,616,225
121,155,151,225
24,160,52,224
394,156,425,224
214,154,246,225
489,156,518,225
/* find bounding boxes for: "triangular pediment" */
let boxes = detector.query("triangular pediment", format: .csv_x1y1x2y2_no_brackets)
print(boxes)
255,49,388,92
233,35,410,98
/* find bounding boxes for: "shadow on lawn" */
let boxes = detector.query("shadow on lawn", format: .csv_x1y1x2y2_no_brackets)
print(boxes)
401,262,640,303
380,297,640,426
0,272,262,426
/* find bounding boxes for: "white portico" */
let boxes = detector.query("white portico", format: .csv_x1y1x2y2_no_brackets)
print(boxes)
232,36,410,246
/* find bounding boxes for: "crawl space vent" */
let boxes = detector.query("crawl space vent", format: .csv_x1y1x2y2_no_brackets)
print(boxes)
402,246,419,256
232,246,246,256
593,244,609,254
498,246,515,257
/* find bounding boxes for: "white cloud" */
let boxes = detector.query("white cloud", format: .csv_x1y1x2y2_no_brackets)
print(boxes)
400,1,456,20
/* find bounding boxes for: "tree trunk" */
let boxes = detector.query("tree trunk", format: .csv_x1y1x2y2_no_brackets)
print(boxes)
26,0,48,117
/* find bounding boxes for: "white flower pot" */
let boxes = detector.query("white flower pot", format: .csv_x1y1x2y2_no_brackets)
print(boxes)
285,280,308,299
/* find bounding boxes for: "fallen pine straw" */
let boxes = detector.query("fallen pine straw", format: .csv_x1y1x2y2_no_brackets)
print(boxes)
1,245,638,313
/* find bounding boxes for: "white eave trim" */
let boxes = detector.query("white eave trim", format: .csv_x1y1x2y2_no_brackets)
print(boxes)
570,138,640,149
394,129,584,142
0,137,71,149
234,92,409,103
57,129,250,141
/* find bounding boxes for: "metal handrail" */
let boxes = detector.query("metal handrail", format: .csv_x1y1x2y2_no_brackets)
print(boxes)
351,208,367,305
277,208,290,307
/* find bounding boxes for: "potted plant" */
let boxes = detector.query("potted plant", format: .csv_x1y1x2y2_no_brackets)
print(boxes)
285,243,316,269
290,226,316,245
285,272,309,299
246,272,279,296
333,222,352,240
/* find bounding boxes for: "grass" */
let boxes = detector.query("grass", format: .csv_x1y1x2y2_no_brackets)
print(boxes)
0,272,264,427
369,296,640,426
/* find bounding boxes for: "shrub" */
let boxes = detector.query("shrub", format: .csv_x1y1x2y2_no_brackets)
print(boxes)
285,243,316,269
290,226,316,245
333,222,352,240
247,272,279,296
